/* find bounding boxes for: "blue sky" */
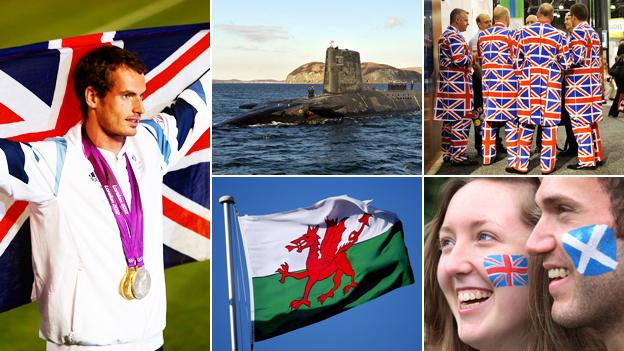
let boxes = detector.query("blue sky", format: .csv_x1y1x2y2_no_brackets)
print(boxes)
213,0,422,80
212,177,422,350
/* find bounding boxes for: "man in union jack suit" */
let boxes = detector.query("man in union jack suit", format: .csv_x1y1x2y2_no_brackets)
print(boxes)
477,6,518,168
434,8,476,166
511,3,569,174
565,4,604,170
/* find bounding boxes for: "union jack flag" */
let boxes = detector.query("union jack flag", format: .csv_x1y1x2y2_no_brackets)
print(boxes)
540,126,557,172
481,121,498,164
483,254,528,288
434,26,473,121
504,120,518,168
478,23,518,122
0,24,211,312
571,122,596,166
514,125,534,172
565,22,603,168
565,23,603,125
515,124,557,173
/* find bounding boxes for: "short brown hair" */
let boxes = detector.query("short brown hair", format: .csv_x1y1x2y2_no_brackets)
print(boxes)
597,178,624,238
424,178,540,351
570,3,589,22
537,3,554,19
476,13,488,25
450,8,469,24
73,45,147,118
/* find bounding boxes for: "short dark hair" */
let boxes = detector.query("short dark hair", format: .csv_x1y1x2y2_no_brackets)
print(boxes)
73,45,147,118
570,4,588,22
450,8,468,24
597,178,624,238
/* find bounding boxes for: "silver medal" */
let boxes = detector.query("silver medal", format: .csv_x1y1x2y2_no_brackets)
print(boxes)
132,266,151,299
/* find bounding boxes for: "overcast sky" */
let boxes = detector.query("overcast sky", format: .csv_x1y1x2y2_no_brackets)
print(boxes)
213,0,422,80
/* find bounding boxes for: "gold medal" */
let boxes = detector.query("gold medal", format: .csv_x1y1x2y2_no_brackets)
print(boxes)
119,269,128,299
119,268,136,300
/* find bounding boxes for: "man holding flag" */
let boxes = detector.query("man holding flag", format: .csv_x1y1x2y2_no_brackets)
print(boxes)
0,27,209,350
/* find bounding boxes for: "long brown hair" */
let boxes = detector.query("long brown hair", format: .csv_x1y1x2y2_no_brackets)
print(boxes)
424,178,604,351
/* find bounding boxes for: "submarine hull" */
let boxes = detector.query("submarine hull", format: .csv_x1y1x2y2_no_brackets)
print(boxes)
224,90,420,126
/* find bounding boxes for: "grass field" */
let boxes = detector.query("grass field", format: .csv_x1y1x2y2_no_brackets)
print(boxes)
0,261,211,350
0,1,211,350
0,0,209,49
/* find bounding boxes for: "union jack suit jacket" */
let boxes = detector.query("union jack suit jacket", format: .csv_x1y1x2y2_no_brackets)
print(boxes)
565,22,603,125
515,22,569,126
434,26,473,121
478,23,518,122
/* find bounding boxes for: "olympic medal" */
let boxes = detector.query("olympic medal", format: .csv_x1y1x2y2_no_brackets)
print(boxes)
131,266,151,299
119,269,133,300
122,268,137,300
119,270,127,298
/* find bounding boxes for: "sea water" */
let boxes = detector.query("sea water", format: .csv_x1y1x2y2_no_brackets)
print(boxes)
213,83,422,175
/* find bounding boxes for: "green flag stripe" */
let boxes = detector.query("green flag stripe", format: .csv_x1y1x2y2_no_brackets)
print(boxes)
250,222,414,341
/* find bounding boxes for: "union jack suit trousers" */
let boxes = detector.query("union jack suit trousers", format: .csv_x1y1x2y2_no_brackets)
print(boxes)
435,26,473,162
516,124,557,173
514,22,569,173
482,121,518,166
441,119,472,162
566,22,603,167
478,23,518,166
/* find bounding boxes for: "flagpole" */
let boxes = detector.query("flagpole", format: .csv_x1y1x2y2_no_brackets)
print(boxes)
219,195,239,351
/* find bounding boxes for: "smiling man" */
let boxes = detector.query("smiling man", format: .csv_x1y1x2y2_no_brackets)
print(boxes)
527,178,624,351
0,46,208,350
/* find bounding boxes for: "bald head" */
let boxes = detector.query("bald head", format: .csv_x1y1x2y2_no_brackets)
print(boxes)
537,3,554,23
493,6,510,26
526,15,538,25
476,13,492,30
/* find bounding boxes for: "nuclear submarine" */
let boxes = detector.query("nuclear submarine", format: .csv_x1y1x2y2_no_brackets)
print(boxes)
223,46,421,126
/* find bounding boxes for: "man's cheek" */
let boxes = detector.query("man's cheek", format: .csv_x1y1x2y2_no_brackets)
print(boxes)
562,224,618,276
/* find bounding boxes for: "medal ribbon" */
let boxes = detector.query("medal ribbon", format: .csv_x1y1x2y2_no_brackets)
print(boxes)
82,129,145,269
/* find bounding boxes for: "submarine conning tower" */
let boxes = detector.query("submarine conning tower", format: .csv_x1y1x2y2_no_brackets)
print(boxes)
323,46,363,94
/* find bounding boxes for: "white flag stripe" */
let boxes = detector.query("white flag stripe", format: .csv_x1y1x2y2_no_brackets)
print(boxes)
578,225,608,273
143,46,211,116
163,184,211,220
145,30,208,81
562,225,617,274
47,47,73,132
0,195,29,256
100,31,116,43
167,150,211,172
163,216,210,260
0,70,52,137
238,195,398,278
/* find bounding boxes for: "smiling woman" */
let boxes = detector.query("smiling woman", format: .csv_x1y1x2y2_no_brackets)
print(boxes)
423,178,606,351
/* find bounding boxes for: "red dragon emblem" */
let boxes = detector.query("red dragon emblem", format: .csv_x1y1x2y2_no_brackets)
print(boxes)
276,213,372,310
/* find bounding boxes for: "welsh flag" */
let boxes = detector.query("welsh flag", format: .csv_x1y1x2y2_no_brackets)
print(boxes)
238,195,414,341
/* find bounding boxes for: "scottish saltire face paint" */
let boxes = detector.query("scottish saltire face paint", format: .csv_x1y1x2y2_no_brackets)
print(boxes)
483,255,529,288
562,224,618,276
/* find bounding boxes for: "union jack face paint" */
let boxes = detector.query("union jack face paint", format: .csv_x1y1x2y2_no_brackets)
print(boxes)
562,224,618,276
483,254,529,288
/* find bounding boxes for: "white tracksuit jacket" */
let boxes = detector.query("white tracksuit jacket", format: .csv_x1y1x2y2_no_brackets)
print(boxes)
0,77,209,350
